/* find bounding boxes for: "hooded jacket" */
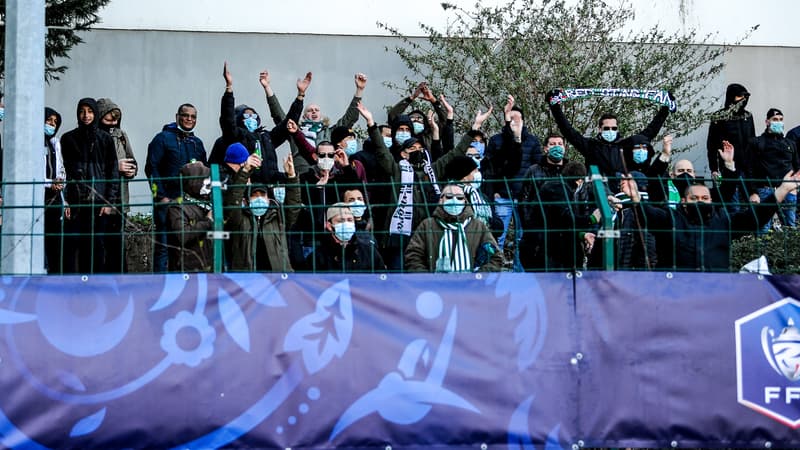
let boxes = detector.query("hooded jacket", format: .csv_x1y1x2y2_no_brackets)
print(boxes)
620,134,668,180
61,98,120,208
44,107,65,198
706,83,755,173
388,96,448,155
146,120,207,202
404,203,503,272
215,90,304,184
96,98,137,211
166,162,214,272
549,102,670,178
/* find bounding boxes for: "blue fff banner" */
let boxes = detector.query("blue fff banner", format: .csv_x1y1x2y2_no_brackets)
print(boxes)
0,272,798,448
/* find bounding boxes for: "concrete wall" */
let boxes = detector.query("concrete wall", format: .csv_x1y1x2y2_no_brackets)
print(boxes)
42,30,800,210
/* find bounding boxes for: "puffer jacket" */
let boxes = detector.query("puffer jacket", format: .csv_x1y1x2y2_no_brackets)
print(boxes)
146,122,207,201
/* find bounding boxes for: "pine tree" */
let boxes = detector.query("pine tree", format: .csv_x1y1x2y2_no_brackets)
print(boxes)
0,0,110,82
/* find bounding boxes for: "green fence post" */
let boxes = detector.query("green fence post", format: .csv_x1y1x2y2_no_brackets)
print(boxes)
209,164,226,273
589,166,616,271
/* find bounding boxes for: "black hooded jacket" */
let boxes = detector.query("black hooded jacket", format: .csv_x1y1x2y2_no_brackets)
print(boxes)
214,90,303,184
44,107,63,187
60,98,120,207
706,83,756,173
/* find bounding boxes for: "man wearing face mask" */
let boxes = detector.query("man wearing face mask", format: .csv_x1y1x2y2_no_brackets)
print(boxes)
96,98,137,273
223,152,299,272
388,81,448,152
621,134,670,182
546,89,671,178
43,107,68,274
305,203,385,273
146,102,207,273
216,63,309,185
707,83,755,180
343,187,373,233
745,108,799,229
630,169,800,271
357,102,488,271
405,184,503,272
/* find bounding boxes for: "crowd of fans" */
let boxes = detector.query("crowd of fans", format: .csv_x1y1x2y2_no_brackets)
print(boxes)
33,70,800,274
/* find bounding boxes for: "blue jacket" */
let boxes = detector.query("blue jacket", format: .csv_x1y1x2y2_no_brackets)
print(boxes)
483,123,542,200
145,123,207,201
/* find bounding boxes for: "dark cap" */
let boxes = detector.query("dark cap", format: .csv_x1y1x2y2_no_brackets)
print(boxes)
401,137,421,150
767,108,783,119
444,156,478,181
330,126,355,146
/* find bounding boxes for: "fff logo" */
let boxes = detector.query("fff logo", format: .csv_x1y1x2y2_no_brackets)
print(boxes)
736,298,800,428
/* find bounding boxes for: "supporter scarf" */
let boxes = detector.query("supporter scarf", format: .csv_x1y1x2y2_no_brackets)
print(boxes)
436,217,472,273
389,158,441,236
549,88,677,112
465,184,492,226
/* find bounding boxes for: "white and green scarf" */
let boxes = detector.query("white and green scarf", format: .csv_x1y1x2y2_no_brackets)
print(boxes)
435,217,472,273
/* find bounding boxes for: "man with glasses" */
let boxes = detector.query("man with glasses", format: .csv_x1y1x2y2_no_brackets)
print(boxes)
145,103,207,272
546,89,671,178
405,183,503,272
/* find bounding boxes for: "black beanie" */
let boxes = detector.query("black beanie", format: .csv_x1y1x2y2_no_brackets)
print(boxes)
444,155,478,181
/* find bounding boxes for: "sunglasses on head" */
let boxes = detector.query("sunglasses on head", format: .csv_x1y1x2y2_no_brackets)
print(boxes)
601,126,618,131
441,193,466,200
318,152,336,159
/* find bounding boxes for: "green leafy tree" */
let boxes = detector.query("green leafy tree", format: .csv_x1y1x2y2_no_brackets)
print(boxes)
379,0,756,147
0,0,110,82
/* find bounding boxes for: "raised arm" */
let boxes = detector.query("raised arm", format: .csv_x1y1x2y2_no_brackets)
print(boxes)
260,69,286,125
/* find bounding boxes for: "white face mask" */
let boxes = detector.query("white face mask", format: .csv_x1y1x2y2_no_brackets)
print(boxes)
348,199,367,218
318,157,335,171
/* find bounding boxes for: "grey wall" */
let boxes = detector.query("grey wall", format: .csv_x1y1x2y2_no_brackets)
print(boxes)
42,30,800,211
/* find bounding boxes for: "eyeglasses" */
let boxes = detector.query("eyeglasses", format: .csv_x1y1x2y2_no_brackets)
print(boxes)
632,144,648,149
601,126,618,131
441,193,466,200
318,152,336,159
179,113,197,120
243,113,258,120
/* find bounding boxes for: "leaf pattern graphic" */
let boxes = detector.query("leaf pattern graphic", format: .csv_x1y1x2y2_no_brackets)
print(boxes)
57,370,87,392
223,274,286,307
69,407,106,437
495,274,548,372
218,288,251,352
283,280,353,374
149,274,188,312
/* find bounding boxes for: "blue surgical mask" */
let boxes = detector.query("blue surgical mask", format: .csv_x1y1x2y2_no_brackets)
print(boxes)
601,130,618,142
348,199,367,218
44,124,56,137
471,171,482,189
548,145,565,162
333,221,356,242
396,130,411,143
272,187,286,204
249,196,269,217
381,136,393,149
470,141,486,157
345,139,358,156
412,122,425,134
443,198,466,216
632,148,649,164
243,117,259,132
0,108,5,121
769,121,784,134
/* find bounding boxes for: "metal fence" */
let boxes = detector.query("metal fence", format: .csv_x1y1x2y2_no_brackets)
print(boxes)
1,165,797,275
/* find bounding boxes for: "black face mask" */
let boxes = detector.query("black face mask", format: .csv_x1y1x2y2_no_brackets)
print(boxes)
683,201,714,224
408,151,425,165
673,173,694,199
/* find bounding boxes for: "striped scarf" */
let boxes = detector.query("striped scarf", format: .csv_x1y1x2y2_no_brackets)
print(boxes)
435,217,472,273
464,184,491,226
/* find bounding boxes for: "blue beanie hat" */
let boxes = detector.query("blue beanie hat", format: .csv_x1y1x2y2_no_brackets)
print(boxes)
225,142,249,164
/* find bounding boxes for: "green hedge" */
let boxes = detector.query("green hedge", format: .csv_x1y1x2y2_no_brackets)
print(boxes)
730,228,800,274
